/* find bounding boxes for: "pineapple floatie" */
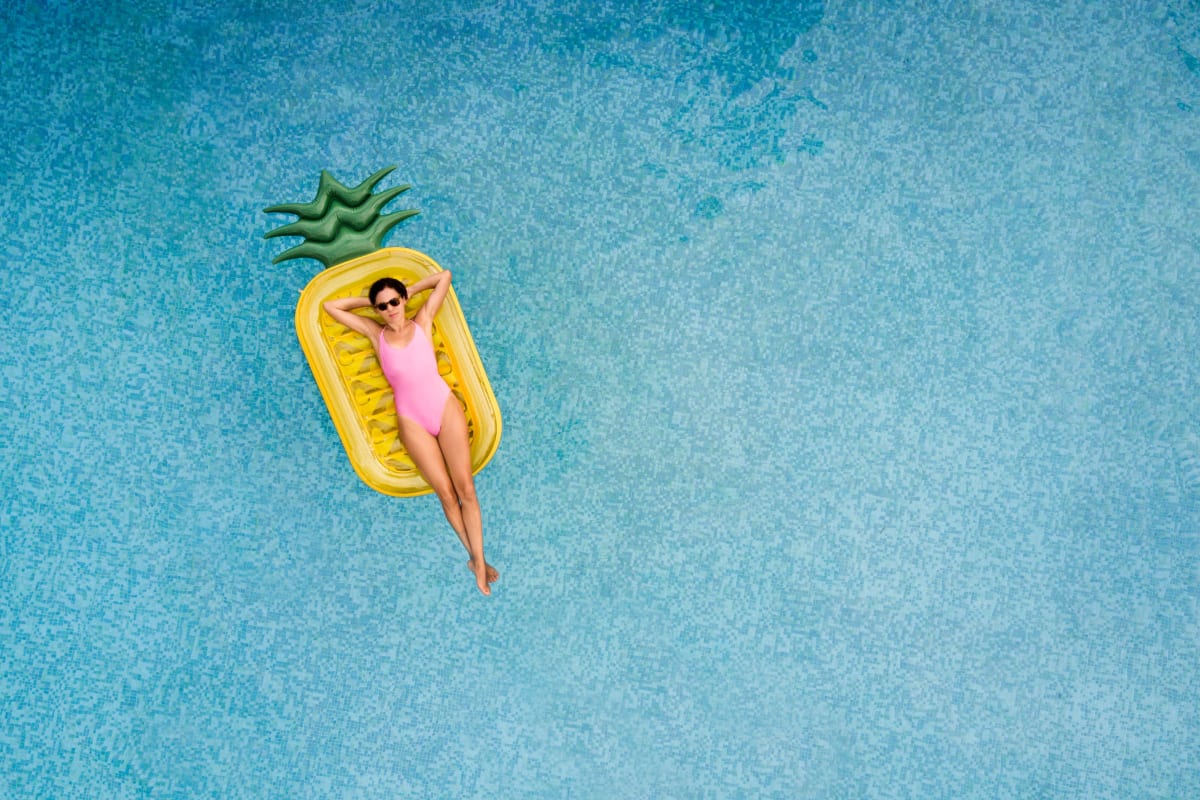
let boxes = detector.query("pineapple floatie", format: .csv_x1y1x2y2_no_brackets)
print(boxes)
265,166,502,497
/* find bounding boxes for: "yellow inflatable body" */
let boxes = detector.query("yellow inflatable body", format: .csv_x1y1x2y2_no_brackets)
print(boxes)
295,247,502,497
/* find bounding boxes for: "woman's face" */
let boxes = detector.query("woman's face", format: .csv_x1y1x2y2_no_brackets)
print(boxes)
374,287,406,324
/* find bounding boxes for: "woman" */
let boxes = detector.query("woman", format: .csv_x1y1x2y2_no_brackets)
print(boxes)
323,271,497,596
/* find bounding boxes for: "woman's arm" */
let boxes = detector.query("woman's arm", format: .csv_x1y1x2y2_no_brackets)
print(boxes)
413,270,453,326
321,295,381,339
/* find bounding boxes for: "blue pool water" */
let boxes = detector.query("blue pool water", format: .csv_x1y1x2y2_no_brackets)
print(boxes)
3,0,1199,796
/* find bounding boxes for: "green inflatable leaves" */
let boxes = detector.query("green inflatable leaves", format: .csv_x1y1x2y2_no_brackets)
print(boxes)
264,165,420,268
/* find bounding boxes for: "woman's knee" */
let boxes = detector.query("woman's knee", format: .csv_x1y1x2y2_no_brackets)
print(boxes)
431,480,459,508
451,478,477,506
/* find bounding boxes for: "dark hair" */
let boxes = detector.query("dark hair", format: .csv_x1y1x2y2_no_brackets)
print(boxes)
368,277,408,305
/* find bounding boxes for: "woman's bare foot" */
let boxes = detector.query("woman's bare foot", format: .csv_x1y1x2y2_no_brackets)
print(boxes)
469,559,491,596
468,559,500,584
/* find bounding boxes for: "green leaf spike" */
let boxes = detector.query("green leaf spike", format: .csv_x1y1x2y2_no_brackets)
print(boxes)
264,165,420,268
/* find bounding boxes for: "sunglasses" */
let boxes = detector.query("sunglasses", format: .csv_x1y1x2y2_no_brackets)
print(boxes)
375,297,404,312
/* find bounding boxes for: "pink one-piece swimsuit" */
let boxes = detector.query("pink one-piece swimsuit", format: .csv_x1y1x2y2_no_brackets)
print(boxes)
377,324,452,436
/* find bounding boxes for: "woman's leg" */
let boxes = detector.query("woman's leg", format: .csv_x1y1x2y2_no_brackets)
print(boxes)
435,397,494,593
396,418,476,571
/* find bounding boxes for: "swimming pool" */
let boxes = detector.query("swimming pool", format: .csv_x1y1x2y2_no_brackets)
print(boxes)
2,0,1198,796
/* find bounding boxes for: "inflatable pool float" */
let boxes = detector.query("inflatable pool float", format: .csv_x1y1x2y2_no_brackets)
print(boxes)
264,167,501,497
